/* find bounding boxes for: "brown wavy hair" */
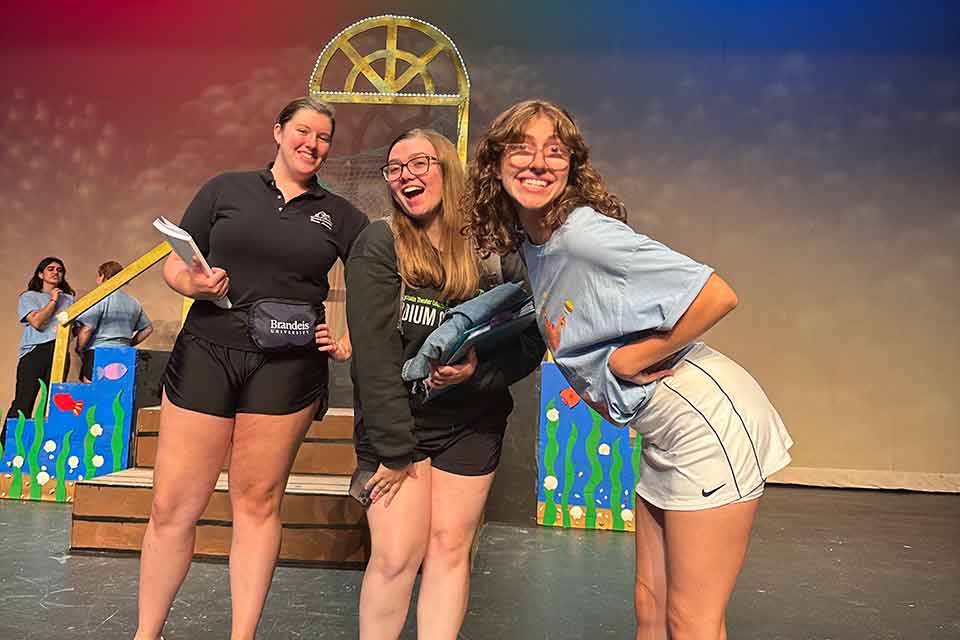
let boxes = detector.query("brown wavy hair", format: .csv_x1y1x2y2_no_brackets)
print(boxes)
387,129,480,300
463,99,626,255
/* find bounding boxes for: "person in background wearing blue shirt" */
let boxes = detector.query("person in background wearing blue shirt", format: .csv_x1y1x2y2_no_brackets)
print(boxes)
4,257,76,441
465,100,793,640
75,260,154,383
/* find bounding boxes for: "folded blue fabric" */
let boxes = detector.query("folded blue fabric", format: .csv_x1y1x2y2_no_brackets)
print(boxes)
401,282,529,383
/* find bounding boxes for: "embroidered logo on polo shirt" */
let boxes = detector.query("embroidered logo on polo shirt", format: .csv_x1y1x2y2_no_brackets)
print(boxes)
310,210,334,230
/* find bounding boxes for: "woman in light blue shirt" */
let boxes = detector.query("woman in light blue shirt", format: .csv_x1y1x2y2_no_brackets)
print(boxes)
465,100,793,640
4,257,75,440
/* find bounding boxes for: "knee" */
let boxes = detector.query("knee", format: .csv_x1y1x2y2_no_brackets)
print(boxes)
634,579,662,629
367,547,423,583
150,492,203,530
230,482,283,522
667,599,723,640
427,525,473,562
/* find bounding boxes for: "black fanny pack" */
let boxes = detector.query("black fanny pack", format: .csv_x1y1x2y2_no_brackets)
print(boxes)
247,299,323,352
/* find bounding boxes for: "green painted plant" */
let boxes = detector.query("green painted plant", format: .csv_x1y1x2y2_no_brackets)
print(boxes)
631,431,642,513
55,430,73,502
83,405,98,479
542,399,559,526
27,380,48,500
111,390,125,472
9,411,27,499
610,437,624,530
583,409,603,528
561,419,578,527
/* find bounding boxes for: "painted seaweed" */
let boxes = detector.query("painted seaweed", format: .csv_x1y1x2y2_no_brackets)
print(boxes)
55,430,73,502
583,409,603,529
83,405,98,479
561,419,578,527
542,399,560,526
9,411,27,499
111,389,125,472
610,437,624,530
27,380,48,499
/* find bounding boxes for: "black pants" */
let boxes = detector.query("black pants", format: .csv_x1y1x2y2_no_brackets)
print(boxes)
3,341,68,443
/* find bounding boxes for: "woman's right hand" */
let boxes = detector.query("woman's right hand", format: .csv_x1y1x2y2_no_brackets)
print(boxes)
365,462,417,508
183,256,230,301
49,288,61,303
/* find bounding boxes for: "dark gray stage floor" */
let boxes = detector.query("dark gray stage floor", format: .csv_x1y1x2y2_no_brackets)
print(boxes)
1,486,957,639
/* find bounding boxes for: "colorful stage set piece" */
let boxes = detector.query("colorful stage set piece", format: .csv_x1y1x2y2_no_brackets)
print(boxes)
1,346,137,502
537,362,641,532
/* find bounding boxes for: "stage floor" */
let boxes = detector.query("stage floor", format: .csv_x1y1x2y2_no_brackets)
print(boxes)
0,486,957,639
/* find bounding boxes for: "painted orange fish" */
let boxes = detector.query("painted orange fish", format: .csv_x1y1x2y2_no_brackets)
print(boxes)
559,386,581,408
52,392,84,415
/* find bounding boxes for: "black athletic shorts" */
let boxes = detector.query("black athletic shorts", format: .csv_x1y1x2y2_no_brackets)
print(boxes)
80,350,95,382
356,418,507,477
162,330,329,418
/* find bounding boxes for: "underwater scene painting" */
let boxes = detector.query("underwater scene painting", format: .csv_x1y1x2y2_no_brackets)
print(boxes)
1,346,136,502
537,362,640,532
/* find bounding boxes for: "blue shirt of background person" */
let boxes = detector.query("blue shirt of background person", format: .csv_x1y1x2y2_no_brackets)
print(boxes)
17,289,74,358
75,261,154,383
76,290,152,348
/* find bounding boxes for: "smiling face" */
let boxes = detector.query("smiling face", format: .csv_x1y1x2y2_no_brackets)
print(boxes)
387,136,444,224
497,113,571,225
272,108,333,182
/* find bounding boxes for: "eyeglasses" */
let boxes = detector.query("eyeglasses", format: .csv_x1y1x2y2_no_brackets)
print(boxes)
381,154,440,181
503,142,572,170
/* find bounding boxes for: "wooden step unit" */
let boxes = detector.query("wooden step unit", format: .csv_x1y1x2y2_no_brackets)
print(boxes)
134,406,358,475
70,406,369,566
71,469,369,565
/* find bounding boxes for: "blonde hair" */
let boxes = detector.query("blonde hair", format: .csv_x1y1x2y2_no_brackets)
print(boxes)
387,129,479,299
463,99,626,255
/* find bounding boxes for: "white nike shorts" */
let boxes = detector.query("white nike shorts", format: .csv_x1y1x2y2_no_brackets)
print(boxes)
631,343,794,511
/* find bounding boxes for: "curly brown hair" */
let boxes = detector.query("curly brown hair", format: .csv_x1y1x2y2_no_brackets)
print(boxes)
463,99,626,255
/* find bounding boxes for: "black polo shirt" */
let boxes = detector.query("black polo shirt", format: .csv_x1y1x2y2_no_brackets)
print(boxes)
178,167,369,350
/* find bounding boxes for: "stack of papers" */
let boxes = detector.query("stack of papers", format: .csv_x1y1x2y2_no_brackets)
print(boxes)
153,216,232,309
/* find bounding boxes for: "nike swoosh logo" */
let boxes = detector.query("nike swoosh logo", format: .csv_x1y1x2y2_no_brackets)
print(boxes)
701,484,725,497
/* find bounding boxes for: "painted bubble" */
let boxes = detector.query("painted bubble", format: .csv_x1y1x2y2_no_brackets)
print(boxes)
68,455,79,469
12,456,24,469
90,424,104,437
598,443,611,456
92,455,104,468
36,471,50,486
43,440,57,452
621,509,635,522
546,408,559,422
570,506,584,520
543,475,558,491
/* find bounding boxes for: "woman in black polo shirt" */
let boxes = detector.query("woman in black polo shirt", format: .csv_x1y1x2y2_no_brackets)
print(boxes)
135,97,368,640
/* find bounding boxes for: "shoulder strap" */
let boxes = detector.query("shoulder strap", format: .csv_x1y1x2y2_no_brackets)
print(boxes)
478,252,503,288
376,217,406,336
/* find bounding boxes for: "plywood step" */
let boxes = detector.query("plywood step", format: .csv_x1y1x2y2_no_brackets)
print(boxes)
70,468,369,566
133,406,357,475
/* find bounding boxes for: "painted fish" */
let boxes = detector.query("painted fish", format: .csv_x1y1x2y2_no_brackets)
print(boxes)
559,386,581,409
96,362,128,381
52,393,84,415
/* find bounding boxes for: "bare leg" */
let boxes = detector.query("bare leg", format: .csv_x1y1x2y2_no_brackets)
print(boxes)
134,393,233,640
634,497,668,640
226,400,318,640
359,459,433,640
664,498,761,640
416,467,495,640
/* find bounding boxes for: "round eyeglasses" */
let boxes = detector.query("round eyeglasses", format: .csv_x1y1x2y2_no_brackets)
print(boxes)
381,154,440,181
503,142,572,171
